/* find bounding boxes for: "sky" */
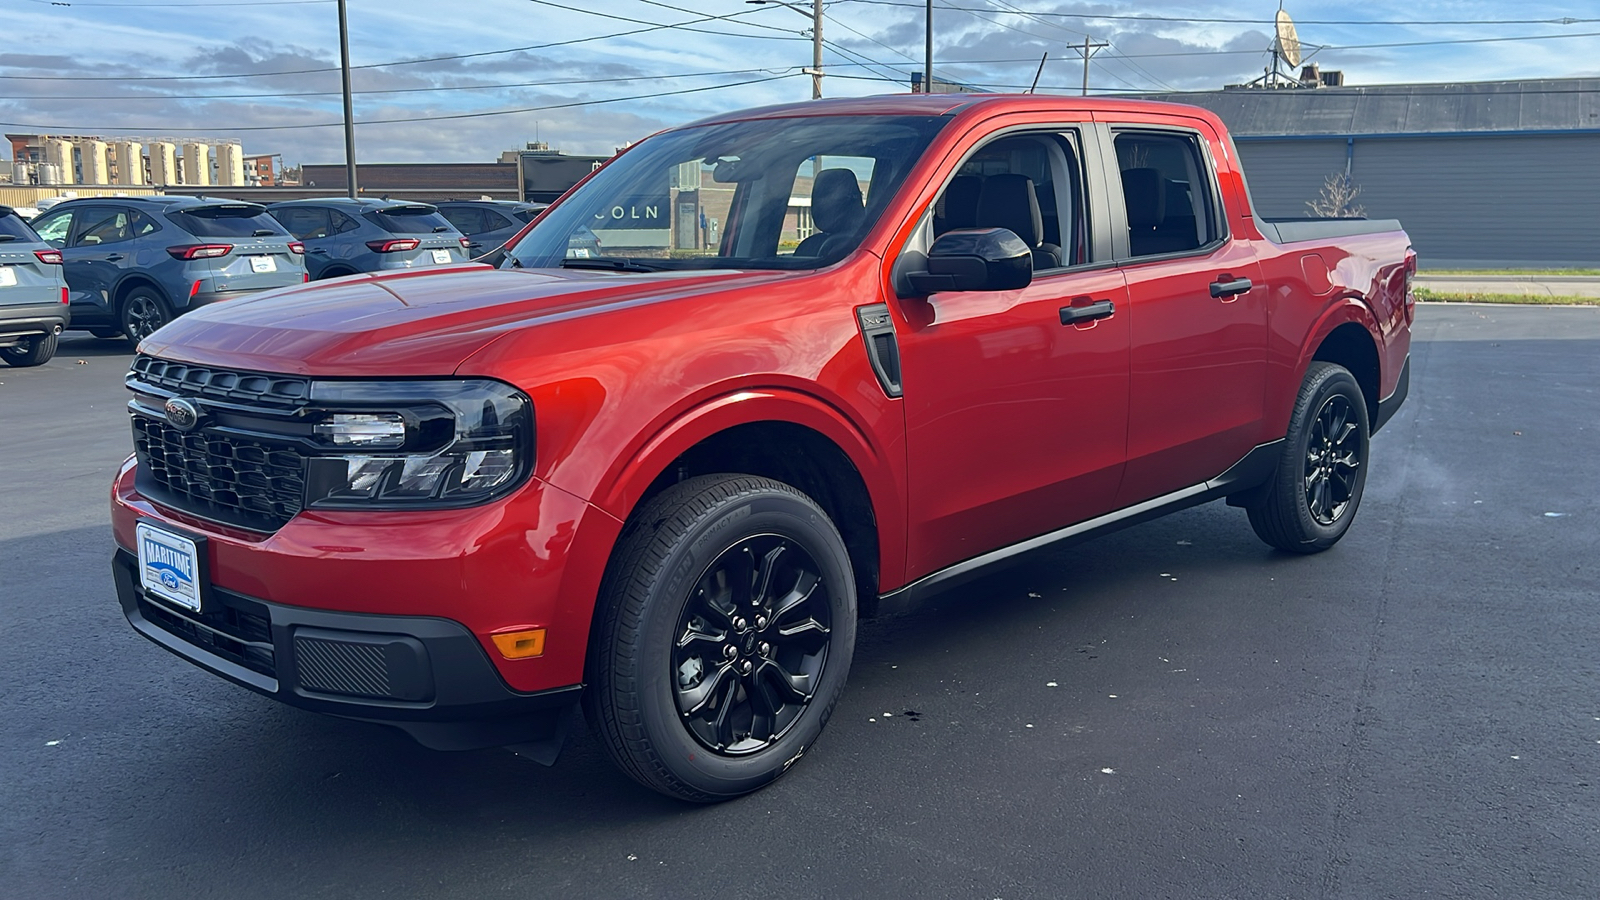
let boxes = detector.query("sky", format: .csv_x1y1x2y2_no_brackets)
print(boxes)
2,0,1599,166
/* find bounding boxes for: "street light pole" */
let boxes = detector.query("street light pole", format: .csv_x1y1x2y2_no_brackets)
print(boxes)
337,0,357,198
748,0,822,99
925,0,933,94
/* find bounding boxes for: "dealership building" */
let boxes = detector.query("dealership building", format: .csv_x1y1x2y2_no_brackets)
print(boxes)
1142,78,1600,268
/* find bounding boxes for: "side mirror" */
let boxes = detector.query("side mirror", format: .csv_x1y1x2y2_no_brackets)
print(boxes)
905,227,1032,295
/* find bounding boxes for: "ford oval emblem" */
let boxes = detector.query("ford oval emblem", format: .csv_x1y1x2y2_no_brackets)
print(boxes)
163,398,201,431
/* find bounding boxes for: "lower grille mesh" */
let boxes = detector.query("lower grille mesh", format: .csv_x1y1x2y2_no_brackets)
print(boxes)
295,636,393,699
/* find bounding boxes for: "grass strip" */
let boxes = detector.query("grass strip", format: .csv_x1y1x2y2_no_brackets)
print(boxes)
1418,268,1600,277
1413,288,1598,306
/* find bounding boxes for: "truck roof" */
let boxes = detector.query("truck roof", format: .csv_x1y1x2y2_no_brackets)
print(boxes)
680,92,1222,129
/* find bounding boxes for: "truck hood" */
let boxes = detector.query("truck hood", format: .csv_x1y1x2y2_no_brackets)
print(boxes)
139,266,784,376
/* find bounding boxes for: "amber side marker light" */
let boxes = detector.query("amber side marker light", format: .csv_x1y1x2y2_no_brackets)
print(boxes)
491,628,546,659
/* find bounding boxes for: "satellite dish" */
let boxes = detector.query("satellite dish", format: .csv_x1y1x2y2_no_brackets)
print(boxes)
1276,9,1303,68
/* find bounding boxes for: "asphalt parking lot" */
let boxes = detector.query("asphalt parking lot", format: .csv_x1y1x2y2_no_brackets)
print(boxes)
2,304,1597,900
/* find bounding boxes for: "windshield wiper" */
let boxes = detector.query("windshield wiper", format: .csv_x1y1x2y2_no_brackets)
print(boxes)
252,229,277,237
559,256,663,273
0,235,17,242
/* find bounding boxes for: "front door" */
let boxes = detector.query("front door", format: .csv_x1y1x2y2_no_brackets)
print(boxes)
895,126,1132,579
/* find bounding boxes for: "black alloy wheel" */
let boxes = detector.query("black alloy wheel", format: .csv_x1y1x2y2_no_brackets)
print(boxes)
586,474,856,802
672,534,833,755
1246,361,1370,553
1304,393,1361,525
120,287,172,343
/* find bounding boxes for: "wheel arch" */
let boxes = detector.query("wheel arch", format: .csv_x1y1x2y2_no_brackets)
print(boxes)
1309,318,1381,427
591,390,904,618
112,274,171,311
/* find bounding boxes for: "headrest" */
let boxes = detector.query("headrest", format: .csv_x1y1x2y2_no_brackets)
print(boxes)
975,173,1043,246
938,174,983,231
811,168,865,234
1121,167,1166,228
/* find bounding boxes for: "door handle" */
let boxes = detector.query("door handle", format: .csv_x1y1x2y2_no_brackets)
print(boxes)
308,247,328,254
106,253,125,262
1209,276,1253,298
1059,299,1115,325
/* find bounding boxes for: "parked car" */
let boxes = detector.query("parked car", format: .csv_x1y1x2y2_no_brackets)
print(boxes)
266,198,472,280
0,204,69,367
112,94,1414,802
434,199,546,260
28,196,306,342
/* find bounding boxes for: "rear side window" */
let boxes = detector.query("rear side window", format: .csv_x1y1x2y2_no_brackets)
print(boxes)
366,206,455,234
168,205,287,238
1112,130,1221,258
272,207,331,240
440,207,485,235
0,211,39,241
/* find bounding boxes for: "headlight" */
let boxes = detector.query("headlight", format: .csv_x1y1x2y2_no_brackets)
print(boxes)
302,379,533,509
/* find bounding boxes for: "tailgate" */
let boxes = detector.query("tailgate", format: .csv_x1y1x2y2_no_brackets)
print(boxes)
0,245,64,308
206,236,306,291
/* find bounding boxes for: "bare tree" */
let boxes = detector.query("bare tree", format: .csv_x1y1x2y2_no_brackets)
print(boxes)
1306,172,1366,218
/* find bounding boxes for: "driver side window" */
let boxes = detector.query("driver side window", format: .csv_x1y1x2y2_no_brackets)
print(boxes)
930,131,1088,271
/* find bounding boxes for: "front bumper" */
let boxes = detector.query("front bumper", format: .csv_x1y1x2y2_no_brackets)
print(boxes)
113,548,579,756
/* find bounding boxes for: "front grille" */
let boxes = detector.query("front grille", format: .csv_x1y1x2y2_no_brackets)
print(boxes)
133,415,306,531
130,355,310,410
138,595,276,678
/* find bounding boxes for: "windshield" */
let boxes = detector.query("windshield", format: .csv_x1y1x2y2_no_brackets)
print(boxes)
504,114,948,271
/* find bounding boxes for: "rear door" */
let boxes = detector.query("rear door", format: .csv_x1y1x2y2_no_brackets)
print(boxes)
30,208,101,312
272,206,336,277
0,212,63,310
1103,120,1268,506
168,203,304,291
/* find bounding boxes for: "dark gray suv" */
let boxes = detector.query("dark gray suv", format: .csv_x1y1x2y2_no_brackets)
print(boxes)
434,199,546,259
29,196,306,342
267,198,471,280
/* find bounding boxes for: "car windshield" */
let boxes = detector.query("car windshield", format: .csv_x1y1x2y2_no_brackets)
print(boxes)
0,211,40,242
168,205,287,238
368,206,456,234
503,114,948,271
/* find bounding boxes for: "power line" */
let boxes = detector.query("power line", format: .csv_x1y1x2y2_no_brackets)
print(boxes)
0,67,791,102
0,2,797,81
0,72,803,133
16,0,330,5
836,1,1600,27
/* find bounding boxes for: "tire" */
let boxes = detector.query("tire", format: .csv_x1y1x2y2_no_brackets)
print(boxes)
0,332,58,367
585,474,857,802
119,286,173,344
317,266,355,281
1247,361,1370,553
89,328,123,339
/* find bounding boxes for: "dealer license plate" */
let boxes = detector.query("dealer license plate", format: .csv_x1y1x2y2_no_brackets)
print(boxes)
136,522,203,612
431,249,452,264
0,267,16,287
250,255,277,273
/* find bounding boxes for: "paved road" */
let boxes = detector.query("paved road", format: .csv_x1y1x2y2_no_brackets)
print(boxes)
3,307,1597,900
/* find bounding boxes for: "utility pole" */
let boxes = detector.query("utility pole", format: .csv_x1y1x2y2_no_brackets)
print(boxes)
1075,36,1110,96
811,0,823,100
337,0,357,197
924,0,933,93
748,0,823,99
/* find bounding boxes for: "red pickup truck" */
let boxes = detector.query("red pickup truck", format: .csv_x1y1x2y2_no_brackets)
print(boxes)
111,94,1412,801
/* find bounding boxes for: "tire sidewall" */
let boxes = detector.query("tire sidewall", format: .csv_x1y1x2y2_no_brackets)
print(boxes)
119,287,172,343
1288,366,1370,546
629,491,856,799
